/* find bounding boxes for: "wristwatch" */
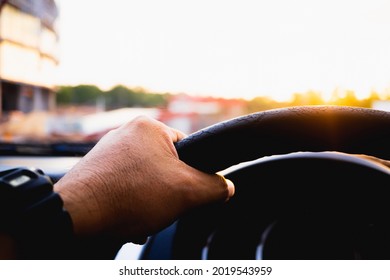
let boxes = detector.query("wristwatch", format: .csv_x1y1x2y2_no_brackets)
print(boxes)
0,167,73,259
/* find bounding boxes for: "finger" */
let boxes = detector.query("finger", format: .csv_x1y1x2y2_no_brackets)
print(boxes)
217,174,235,201
140,116,187,142
185,170,236,208
168,127,187,143
206,173,235,202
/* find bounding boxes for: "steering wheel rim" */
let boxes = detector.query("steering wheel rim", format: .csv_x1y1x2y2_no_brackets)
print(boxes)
142,106,390,260
175,106,390,173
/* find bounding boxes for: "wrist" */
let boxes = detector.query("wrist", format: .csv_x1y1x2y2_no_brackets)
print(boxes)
54,171,106,237
54,176,126,259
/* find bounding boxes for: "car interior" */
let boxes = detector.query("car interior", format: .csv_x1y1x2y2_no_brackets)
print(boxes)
3,105,390,259
2,0,390,261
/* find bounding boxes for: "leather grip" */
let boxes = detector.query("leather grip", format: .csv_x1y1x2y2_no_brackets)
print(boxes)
175,106,390,173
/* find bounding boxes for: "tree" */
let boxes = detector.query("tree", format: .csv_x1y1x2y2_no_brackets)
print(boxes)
57,84,168,109
56,85,102,106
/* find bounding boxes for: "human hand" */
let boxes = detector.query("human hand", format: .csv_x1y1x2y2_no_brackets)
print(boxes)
54,116,234,244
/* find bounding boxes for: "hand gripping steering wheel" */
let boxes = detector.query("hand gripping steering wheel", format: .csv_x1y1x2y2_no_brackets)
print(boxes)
142,106,390,260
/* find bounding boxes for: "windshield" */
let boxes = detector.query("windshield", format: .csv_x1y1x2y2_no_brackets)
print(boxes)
1,0,390,155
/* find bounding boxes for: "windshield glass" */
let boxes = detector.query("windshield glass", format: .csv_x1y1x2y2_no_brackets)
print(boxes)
1,0,390,155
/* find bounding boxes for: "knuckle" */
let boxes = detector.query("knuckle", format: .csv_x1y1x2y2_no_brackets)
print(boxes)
130,115,153,127
121,115,158,132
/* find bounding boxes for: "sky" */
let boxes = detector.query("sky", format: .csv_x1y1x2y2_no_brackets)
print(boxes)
56,0,390,101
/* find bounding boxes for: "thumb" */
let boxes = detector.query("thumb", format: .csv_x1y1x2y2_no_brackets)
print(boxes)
184,170,235,208
216,174,235,202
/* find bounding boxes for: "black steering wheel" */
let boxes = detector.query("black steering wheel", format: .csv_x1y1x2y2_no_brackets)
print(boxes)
141,106,390,260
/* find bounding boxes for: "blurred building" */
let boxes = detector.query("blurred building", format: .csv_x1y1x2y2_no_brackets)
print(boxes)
160,94,246,134
0,0,59,116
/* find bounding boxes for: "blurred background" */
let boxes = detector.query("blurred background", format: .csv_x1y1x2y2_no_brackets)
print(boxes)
1,0,390,146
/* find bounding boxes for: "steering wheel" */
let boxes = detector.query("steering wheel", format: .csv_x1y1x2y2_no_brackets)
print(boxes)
141,106,390,260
